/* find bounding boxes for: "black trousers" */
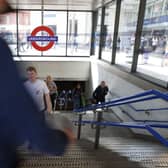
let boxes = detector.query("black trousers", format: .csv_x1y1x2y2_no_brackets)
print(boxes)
50,93,56,110
95,98,105,104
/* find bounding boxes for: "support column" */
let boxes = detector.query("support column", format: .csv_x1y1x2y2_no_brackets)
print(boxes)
111,0,122,64
131,0,147,72
98,7,105,60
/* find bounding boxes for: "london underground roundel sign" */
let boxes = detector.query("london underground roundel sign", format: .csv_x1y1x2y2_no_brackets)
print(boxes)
27,26,58,51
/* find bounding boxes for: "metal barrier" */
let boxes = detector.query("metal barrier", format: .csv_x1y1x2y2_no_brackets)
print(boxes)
74,89,168,112
73,89,168,149
108,90,168,113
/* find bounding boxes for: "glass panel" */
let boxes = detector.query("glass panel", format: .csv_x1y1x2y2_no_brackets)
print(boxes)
18,11,42,56
165,1,168,15
43,11,67,56
0,13,17,55
101,3,116,62
115,0,140,68
137,0,168,82
67,12,92,56
152,0,164,17
95,9,102,59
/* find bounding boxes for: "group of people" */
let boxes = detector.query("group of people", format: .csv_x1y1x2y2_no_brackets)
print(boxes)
140,35,168,65
24,68,109,112
72,81,109,110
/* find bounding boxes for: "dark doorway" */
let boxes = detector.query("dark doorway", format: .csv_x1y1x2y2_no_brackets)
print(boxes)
54,81,85,111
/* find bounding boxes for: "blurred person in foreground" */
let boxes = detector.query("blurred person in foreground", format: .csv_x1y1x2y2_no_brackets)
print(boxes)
0,1,75,168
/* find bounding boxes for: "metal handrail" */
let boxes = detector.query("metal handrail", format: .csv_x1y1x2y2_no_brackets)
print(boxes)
74,89,168,112
73,89,168,148
108,90,168,112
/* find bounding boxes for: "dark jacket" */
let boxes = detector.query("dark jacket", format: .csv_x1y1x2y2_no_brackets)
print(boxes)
93,85,109,103
0,38,68,168
72,88,82,99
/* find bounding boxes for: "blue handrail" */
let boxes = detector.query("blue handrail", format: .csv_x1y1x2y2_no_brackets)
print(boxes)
128,104,168,112
108,90,168,112
73,120,168,147
121,110,168,123
74,120,168,129
73,89,168,147
74,89,168,112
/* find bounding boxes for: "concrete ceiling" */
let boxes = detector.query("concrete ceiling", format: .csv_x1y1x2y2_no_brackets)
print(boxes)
8,0,114,11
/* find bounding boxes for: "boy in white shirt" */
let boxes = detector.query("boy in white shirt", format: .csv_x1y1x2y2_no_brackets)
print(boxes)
24,66,52,114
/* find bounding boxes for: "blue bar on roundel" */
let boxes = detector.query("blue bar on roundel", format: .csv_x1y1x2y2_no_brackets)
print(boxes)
27,36,58,42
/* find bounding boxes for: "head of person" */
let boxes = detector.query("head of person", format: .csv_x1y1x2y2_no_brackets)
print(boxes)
76,83,81,89
26,66,37,82
100,81,106,88
0,0,15,14
46,75,52,83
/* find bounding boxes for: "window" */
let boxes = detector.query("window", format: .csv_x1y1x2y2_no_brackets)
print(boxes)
101,3,116,62
164,1,168,15
146,6,153,19
152,1,164,17
1,10,92,58
115,0,140,69
18,11,42,56
43,11,67,56
137,0,168,83
95,8,102,59
67,12,92,56
0,13,17,55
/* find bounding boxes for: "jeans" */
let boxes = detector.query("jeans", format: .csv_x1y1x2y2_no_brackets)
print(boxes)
73,97,80,109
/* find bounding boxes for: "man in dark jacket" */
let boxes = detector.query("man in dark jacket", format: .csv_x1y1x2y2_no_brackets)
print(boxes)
0,1,74,167
93,81,109,104
72,83,82,109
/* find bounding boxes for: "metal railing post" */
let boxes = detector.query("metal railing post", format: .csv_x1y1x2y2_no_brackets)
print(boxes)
77,114,83,140
94,110,103,149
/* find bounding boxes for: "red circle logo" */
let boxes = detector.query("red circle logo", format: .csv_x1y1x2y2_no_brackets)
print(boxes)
30,26,57,51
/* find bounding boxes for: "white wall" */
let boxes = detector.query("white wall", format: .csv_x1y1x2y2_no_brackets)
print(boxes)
90,59,168,138
16,61,90,81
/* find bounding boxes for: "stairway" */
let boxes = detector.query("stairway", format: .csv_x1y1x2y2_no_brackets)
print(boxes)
17,112,168,168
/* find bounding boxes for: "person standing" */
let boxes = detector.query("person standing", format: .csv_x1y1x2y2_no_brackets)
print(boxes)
117,37,121,51
17,34,26,52
93,81,109,104
162,39,168,67
72,83,82,109
46,75,58,111
92,81,109,128
152,36,158,51
24,66,52,118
